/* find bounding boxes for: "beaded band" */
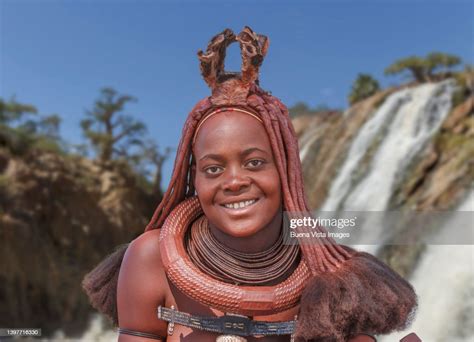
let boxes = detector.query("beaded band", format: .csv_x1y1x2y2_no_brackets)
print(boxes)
118,328,166,340
192,107,263,144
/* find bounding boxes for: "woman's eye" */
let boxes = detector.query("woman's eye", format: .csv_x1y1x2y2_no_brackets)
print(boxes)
204,166,223,175
246,159,264,168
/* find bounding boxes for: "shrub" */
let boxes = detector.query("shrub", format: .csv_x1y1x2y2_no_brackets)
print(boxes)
288,102,332,118
348,74,380,105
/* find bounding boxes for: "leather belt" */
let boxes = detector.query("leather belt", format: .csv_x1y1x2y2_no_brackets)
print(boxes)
157,306,296,337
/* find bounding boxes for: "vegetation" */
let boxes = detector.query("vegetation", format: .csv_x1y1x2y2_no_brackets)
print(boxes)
384,52,462,83
452,64,474,107
81,88,146,164
0,174,9,189
126,139,172,197
425,52,461,79
1,88,171,195
0,97,63,155
80,87,171,194
348,74,380,105
288,102,332,118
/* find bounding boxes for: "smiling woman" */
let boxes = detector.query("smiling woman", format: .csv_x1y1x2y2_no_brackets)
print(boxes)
193,110,282,245
82,27,418,342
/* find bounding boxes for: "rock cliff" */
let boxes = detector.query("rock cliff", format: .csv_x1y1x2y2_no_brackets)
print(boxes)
0,150,157,336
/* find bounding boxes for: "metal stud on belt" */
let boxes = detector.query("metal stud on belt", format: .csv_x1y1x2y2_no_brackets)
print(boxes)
167,305,176,336
290,315,297,342
216,335,247,342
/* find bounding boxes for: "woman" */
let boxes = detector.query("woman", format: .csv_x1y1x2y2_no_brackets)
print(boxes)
83,27,418,342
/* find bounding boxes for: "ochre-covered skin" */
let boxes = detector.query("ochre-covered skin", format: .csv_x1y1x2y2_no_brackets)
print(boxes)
117,229,376,342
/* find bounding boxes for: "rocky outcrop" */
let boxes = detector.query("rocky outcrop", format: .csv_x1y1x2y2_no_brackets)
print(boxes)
391,95,473,211
0,150,157,336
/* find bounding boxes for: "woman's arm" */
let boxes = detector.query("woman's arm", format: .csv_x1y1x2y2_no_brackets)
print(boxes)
348,334,377,342
117,229,169,341
118,329,165,342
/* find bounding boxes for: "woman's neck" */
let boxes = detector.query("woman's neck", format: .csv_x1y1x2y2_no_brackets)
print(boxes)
208,210,283,253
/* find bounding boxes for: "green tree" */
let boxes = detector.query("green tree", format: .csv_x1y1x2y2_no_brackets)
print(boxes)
426,52,461,80
140,140,172,196
37,114,61,139
385,52,462,82
81,88,146,164
0,97,63,154
122,139,172,196
288,102,310,117
288,102,332,118
384,56,428,82
0,96,37,125
348,74,380,105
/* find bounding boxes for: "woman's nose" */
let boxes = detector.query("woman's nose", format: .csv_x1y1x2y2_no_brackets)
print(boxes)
222,169,251,192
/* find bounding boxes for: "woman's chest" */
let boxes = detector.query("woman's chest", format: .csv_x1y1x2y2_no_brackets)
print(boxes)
166,326,293,342
163,281,299,342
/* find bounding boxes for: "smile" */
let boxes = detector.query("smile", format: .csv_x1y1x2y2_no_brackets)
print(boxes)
222,199,258,210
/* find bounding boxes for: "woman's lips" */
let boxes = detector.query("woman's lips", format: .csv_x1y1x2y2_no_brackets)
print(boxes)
219,198,260,212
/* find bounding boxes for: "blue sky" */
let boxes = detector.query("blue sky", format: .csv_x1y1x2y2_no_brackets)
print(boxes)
1,0,473,184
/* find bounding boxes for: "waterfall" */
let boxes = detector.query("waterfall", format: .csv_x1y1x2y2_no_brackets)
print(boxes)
49,314,117,341
313,79,472,341
379,192,474,342
319,81,456,253
299,123,322,161
321,80,456,212
320,90,409,211
79,315,118,341
343,80,455,211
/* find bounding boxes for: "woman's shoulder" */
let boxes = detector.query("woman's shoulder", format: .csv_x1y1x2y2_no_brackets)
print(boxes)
125,229,163,265
117,229,170,321
119,228,167,288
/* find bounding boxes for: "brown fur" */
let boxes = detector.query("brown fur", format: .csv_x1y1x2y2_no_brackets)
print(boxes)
81,244,127,325
295,247,417,341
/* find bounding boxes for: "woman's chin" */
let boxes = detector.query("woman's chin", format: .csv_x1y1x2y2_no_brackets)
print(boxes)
222,227,262,239
212,221,264,239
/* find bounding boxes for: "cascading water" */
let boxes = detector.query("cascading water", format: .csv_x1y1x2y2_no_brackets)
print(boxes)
316,80,473,341
379,192,474,342
50,314,118,341
320,80,456,252
299,123,323,161
343,80,455,212
320,90,410,212
322,80,456,213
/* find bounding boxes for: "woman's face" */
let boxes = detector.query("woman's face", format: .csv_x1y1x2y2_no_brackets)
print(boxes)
193,111,282,238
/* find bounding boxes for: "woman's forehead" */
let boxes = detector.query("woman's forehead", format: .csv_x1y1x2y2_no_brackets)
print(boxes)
193,111,271,152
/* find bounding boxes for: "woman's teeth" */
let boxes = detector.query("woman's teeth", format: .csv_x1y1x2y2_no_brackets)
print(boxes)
224,199,256,209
